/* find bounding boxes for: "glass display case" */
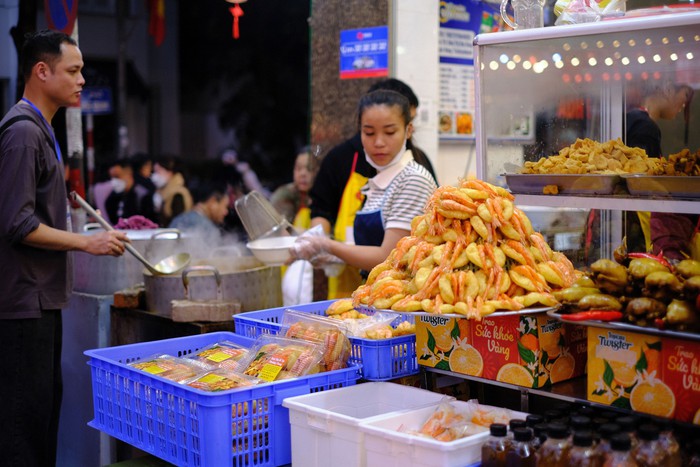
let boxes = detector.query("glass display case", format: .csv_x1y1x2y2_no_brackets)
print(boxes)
473,12,700,214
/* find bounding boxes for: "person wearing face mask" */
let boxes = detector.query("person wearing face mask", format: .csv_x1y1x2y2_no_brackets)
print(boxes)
152,155,193,226
169,180,230,244
309,78,438,299
104,158,157,225
290,90,437,272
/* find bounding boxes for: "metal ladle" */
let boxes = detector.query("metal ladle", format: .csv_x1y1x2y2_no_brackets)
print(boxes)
70,192,191,275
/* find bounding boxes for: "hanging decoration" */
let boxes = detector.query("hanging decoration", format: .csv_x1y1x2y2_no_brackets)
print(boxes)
226,0,248,39
45,0,79,35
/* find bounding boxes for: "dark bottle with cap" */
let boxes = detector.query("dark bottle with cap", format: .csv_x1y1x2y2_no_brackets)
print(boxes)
603,433,638,467
633,424,665,467
594,423,621,459
525,414,544,428
654,417,681,467
615,416,639,450
568,430,602,466
505,427,536,466
537,422,572,467
482,423,510,467
532,423,548,450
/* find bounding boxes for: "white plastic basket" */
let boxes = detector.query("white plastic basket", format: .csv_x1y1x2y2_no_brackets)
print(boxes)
360,401,528,467
281,382,451,467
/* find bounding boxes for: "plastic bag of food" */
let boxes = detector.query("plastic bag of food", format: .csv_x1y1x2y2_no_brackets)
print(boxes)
282,310,352,371
185,340,249,370
129,354,211,383
184,369,260,392
462,399,522,427
338,310,416,339
554,0,625,25
237,335,324,382
416,399,488,442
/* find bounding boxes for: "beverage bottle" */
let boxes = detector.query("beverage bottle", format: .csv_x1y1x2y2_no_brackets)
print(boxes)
603,433,639,467
688,439,700,467
532,423,548,451
615,416,639,450
536,422,571,467
567,415,592,447
544,409,564,422
632,424,665,466
506,427,537,467
525,413,544,428
654,418,681,467
568,430,602,466
509,418,527,434
593,423,621,459
482,423,510,467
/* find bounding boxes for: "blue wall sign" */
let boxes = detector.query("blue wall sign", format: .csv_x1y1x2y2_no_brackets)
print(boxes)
339,26,389,80
81,87,113,115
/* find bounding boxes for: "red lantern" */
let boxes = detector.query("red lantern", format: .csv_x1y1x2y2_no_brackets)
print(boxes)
226,0,247,39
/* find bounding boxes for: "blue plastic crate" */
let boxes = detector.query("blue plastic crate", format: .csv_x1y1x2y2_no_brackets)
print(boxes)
233,300,418,381
85,331,361,467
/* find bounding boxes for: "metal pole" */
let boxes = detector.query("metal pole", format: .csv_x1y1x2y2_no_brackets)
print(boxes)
117,0,129,159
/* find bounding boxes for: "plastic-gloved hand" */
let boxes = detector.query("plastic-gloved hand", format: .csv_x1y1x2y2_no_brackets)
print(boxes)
290,234,331,262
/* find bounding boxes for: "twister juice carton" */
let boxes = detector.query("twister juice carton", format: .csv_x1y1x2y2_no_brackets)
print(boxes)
417,313,585,388
587,327,662,411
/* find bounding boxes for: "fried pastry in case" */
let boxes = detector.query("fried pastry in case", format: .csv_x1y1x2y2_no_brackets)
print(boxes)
282,310,352,371
184,369,260,392
129,354,211,383
238,335,324,382
185,340,249,371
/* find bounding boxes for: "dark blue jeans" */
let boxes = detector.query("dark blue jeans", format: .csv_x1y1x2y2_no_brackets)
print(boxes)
0,310,62,467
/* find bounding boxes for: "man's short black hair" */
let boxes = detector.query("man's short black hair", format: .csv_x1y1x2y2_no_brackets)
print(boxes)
190,180,227,204
367,78,419,108
21,29,77,81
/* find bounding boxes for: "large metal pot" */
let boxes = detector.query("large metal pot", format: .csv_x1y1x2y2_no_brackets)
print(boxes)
72,227,198,295
143,255,282,316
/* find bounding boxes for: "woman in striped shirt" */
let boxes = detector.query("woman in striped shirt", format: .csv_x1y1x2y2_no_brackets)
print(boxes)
291,89,437,273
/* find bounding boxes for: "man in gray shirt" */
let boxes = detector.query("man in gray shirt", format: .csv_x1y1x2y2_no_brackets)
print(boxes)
0,30,129,466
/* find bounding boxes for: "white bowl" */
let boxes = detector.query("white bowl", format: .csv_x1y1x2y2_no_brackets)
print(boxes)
246,236,298,266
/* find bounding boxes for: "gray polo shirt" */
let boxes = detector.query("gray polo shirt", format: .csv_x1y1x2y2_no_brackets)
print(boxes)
0,103,72,318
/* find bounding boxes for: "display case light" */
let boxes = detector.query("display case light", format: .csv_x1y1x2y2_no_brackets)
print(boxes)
588,57,597,66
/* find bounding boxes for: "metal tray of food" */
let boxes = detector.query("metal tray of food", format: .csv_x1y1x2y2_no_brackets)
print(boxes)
621,174,700,199
503,173,622,195
547,310,700,342
359,305,555,320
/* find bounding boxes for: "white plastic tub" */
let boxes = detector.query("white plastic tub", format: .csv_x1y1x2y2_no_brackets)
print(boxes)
281,382,451,467
360,401,528,467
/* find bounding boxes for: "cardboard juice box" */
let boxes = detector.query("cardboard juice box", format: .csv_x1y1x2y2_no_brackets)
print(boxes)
587,327,663,411
661,337,700,424
417,313,585,388
416,315,473,374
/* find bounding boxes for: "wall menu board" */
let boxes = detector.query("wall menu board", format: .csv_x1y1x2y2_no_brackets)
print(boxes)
439,0,500,140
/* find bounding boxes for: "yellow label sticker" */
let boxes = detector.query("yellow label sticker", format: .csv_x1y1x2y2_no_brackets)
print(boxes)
142,364,167,375
258,363,283,382
197,373,226,384
206,351,233,363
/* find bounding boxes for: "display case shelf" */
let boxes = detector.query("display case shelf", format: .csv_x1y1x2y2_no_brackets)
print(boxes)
512,194,700,214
